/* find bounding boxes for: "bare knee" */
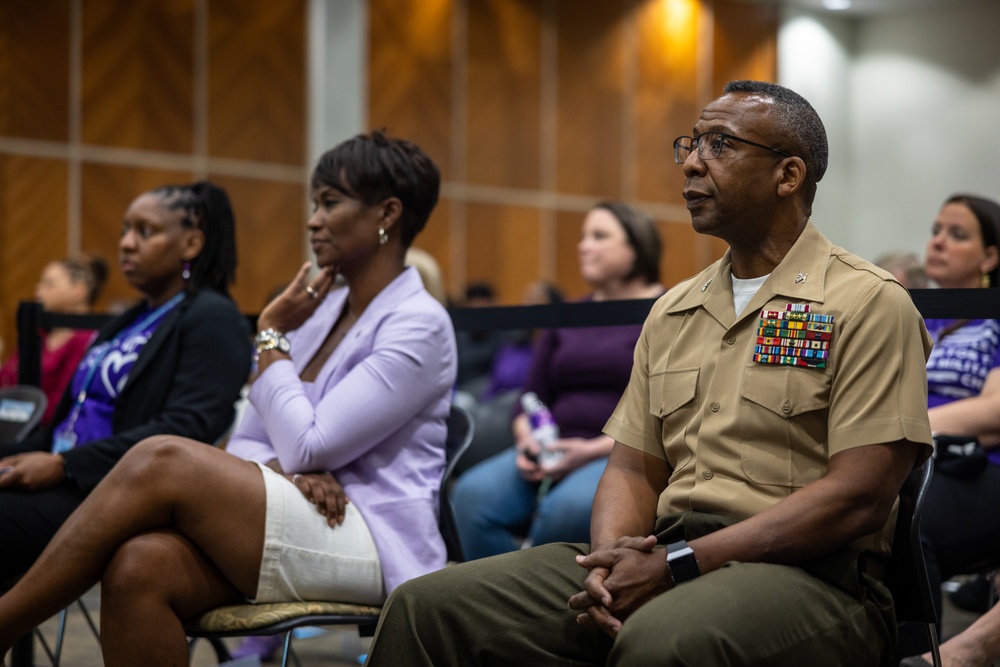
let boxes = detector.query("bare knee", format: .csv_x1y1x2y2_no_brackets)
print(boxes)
115,435,195,483
102,533,180,603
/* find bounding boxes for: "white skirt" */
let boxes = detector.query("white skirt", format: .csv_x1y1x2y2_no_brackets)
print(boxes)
251,462,385,605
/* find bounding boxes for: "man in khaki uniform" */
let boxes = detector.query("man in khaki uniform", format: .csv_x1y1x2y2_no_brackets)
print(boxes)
365,80,933,666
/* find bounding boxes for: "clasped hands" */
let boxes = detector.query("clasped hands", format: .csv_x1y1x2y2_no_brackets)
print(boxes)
568,535,672,638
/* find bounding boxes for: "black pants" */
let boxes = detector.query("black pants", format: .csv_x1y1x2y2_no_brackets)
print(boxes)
0,441,87,582
919,463,1000,623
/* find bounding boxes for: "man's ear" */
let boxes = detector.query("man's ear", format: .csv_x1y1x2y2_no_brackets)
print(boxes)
181,229,206,262
776,156,806,199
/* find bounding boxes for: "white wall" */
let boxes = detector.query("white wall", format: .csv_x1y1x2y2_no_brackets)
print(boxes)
778,0,1000,263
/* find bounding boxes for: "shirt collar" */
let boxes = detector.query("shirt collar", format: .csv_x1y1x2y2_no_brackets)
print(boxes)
666,221,832,327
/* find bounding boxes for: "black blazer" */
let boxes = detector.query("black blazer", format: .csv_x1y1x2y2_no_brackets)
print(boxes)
17,289,252,493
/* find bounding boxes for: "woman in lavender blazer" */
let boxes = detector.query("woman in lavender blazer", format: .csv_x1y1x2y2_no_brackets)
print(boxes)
0,131,456,666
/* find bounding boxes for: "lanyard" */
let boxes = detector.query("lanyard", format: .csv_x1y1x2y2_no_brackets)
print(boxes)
54,292,185,450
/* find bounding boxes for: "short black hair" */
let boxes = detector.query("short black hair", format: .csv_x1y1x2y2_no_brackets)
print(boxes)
593,201,662,285
311,130,441,249
723,80,829,211
945,193,1000,288
151,181,238,295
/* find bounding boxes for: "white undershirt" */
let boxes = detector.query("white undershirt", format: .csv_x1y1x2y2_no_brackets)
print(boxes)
731,273,770,317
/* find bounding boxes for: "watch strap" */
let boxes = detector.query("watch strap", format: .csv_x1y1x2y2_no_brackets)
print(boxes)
666,539,700,584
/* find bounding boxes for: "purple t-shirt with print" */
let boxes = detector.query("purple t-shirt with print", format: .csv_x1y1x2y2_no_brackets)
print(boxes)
925,318,1000,464
52,302,176,448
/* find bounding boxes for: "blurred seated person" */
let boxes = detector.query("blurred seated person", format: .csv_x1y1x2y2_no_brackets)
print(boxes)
452,201,663,559
455,281,505,397
0,255,108,425
0,181,251,583
405,247,447,306
909,194,1000,632
480,281,564,402
874,250,928,289
0,131,457,666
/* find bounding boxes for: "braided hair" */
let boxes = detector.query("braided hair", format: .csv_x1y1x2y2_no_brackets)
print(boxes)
150,181,238,294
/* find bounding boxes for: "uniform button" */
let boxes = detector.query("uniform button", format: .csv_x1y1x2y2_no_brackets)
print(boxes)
727,335,736,345
711,402,720,413
781,400,791,414
703,470,713,480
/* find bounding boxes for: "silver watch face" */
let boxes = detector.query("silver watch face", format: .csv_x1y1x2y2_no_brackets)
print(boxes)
277,336,291,354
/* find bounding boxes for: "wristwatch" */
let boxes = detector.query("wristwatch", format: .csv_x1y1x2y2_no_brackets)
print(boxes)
254,328,291,357
665,539,701,585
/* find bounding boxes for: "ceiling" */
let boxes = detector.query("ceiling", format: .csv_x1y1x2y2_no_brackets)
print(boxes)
732,0,975,16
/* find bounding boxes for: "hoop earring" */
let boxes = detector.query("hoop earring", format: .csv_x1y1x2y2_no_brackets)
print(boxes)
378,227,388,246
182,261,192,283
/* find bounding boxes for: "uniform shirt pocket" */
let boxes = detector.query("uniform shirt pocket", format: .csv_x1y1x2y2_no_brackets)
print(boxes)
740,365,831,487
649,367,699,473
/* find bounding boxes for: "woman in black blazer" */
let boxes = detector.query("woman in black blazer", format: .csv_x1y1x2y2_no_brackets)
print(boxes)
0,181,251,581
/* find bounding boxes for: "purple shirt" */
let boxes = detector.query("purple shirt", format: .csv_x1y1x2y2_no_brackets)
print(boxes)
518,298,646,438
925,318,1000,464
226,268,457,595
53,299,179,448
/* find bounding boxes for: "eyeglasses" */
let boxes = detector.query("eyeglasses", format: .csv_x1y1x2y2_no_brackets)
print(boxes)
673,132,791,164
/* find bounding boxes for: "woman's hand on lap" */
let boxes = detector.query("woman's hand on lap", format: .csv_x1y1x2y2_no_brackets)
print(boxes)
291,471,349,527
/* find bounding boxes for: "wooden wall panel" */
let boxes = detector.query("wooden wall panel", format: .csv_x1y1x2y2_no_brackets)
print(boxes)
466,0,542,189
208,0,306,165
555,209,588,300
368,0,452,179
555,0,625,198
465,203,541,304
633,0,702,207
712,0,778,92
0,156,69,355
0,1,70,141
81,0,194,152
79,163,192,312
208,174,306,313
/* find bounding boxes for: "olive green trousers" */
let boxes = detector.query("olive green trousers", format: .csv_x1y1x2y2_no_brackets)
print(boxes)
365,512,895,667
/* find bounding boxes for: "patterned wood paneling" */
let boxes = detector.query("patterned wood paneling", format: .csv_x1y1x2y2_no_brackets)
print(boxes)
368,0,452,180
0,0,71,141
80,163,193,312
465,203,541,305
712,0,778,92
466,0,542,189
555,0,625,198
633,0,702,207
206,174,306,314
0,156,69,357
81,0,195,152
555,209,588,299
208,0,306,165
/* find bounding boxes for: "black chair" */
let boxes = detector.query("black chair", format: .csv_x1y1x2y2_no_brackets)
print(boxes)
0,385,46,446
184,402,475,666
886,459,942,667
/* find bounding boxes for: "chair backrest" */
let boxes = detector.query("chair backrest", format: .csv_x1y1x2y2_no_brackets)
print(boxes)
440,403,474,563
0,385,47,446
885,458,941,665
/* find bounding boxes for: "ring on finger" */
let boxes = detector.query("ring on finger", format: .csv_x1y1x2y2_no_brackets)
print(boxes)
304,285,318,299
292,474,302,483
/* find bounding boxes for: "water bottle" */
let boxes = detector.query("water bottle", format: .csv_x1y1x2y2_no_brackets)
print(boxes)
520,392,564,470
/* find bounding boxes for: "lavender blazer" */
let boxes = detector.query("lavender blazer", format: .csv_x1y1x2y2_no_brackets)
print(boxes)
226,267,457,595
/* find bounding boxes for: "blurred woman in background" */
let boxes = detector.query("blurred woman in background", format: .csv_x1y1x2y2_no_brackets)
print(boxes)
452,201,664,559
0,255,108,425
